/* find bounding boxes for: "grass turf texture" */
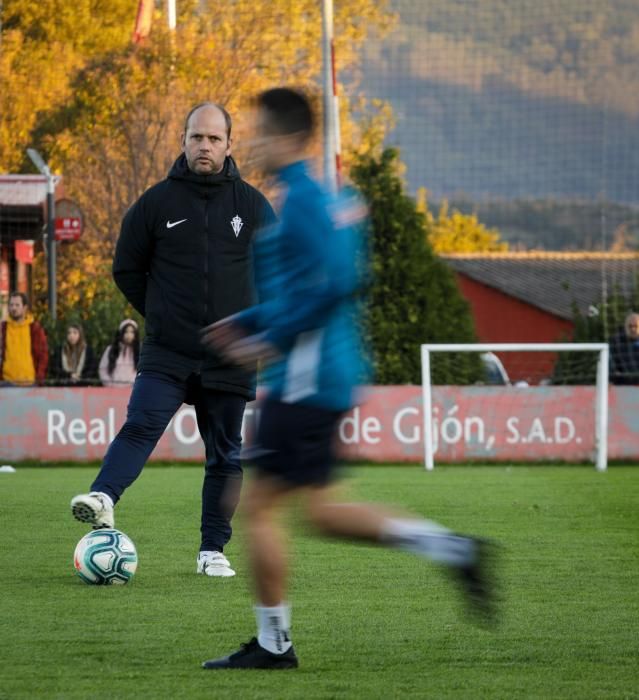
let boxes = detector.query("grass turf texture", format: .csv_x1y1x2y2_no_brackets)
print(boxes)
1,465,638,700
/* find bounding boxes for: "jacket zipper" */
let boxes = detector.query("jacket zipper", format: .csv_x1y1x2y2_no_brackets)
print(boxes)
204,200,209,326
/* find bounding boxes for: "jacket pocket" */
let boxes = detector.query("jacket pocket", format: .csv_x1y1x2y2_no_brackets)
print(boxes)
144,277,166,341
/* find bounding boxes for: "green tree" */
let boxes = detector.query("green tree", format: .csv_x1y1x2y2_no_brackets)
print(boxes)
350,147,481,384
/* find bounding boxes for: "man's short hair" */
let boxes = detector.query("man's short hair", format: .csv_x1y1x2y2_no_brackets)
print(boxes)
625,311,639,331
183,102,232,139
256,88,314,139
9,291,28,306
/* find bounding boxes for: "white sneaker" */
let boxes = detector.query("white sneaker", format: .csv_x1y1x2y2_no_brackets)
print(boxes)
71,491,115,529
197,551,235,578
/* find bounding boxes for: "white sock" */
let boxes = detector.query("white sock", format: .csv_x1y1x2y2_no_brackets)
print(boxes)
93,491,114,509
382,518,475,566
198,550,221,558
255,603,292,654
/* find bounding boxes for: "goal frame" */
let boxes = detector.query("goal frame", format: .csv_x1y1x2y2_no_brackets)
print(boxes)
420,343,609,472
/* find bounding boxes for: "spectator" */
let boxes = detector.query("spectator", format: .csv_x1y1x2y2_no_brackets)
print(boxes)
98,319,140,386
609,311,639,385
0,291,48,386
51,323,97,386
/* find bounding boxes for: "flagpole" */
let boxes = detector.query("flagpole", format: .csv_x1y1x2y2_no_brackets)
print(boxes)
167,0,176,30
321,0,339,192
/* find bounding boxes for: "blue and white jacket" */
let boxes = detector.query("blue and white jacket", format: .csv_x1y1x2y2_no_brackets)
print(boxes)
235,161,369,411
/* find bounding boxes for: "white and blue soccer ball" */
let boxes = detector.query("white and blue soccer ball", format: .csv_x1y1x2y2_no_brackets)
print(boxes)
73,529,138,585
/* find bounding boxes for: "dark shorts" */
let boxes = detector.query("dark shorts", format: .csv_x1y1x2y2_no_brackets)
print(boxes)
248,399,343,487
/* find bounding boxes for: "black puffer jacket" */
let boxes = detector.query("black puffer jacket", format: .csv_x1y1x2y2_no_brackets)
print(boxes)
112,154,275,399
609,328,639,385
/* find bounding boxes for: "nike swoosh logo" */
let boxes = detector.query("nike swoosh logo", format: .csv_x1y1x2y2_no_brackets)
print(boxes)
166,219,187,229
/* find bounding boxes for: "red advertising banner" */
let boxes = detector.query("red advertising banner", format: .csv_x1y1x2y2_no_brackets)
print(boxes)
0,385,637,463
336,386,599,462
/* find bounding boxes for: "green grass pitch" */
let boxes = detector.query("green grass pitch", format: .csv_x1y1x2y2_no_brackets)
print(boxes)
1,464,638,699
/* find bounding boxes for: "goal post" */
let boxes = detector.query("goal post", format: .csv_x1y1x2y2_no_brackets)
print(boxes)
420,343,609,471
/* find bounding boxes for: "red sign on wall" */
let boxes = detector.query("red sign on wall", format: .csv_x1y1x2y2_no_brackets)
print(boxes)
0,385,636,464
54,198,84,241
54,217,82,241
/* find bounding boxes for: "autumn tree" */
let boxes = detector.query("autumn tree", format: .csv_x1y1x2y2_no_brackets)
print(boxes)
0,0,136,172
0,0,393,333
416,190,508,254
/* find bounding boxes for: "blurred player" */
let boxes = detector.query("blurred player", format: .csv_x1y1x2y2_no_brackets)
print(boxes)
200,87,496,670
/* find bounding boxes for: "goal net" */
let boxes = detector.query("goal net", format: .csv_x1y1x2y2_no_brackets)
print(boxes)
420,343,609,471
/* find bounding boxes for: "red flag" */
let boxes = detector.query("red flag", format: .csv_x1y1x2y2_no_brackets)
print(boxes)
14,240,34,265
132,0,154,44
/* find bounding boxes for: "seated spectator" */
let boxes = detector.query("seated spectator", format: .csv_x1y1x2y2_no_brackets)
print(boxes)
609,311,639,385
98,319,140,387
0,291,48,386
51,323,97,386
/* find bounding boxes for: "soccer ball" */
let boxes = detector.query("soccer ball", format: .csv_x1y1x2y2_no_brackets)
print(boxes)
73,529,138,585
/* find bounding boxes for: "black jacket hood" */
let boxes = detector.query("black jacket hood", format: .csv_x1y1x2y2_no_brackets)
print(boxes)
168,154,241,187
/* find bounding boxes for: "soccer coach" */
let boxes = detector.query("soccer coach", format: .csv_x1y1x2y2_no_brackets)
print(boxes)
71,102,275,578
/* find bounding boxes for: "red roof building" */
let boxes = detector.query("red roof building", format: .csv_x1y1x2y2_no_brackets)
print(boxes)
442,252,639,383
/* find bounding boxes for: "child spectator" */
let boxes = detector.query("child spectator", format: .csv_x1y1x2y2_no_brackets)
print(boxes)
98,319,140,387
